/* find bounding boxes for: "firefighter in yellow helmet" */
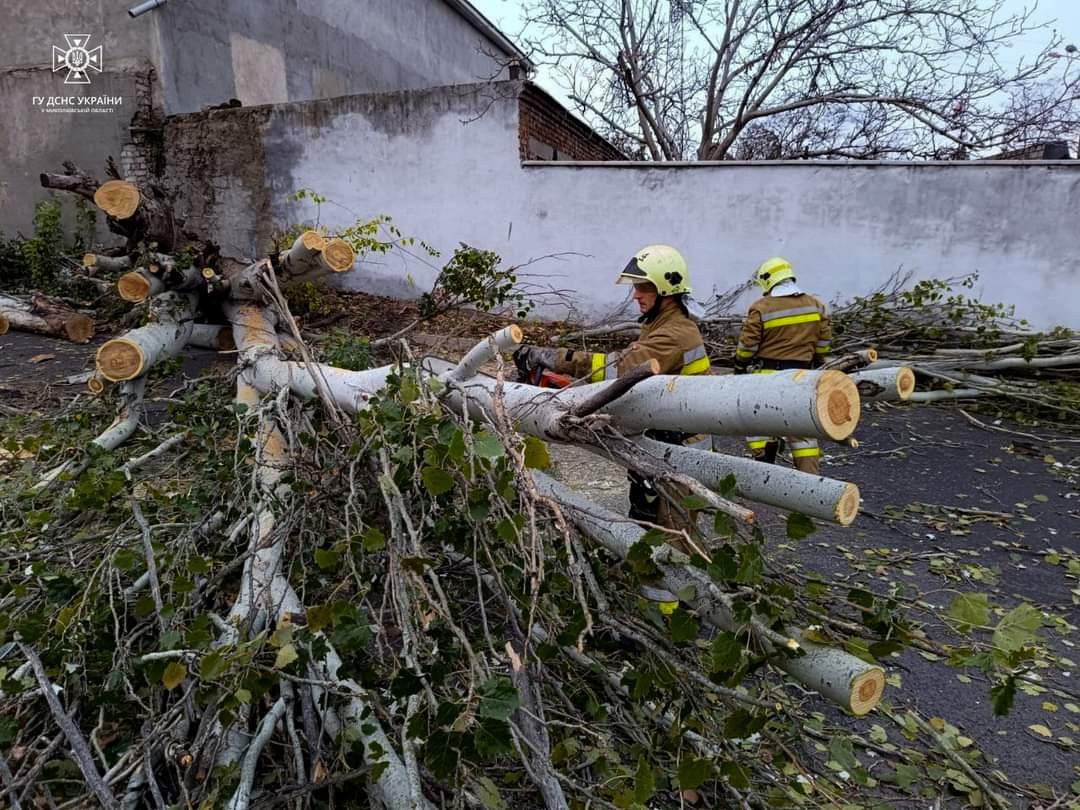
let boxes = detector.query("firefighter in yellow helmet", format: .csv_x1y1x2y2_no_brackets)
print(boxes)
733,257,832,475
515,245,710,531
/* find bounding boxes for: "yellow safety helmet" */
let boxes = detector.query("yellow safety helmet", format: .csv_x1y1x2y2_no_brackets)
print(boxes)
754,256,795,293
616,244,691,296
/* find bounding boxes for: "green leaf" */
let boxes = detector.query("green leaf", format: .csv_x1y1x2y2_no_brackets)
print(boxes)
362,527,386,552
669,608,699,644
0,716,19,745
523,436,550,470
720,761,750,790
713,511,736,538
718,473,737,498
893,762,918,789
947,593,990,630
634,757,656,804
473,776,507,809
162,661,186,690
828,736,858,772
735,542,764,584
724,709,767,739
709,632,745,676
680,494,709,511
786,512,816,540
477,677,520,721
421,466,454,496
991,676,1017,716
199,650,228,681
473,431,505,460
314,547,339,570
306,604,332,633
113,549,137,572
992,603,1042,653
677,757,712,790
274,644,299,670
473,718,514,757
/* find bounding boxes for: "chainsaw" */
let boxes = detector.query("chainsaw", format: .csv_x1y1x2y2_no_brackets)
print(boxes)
512,349,572,389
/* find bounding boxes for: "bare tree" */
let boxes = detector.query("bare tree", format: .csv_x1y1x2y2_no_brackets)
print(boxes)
521,0,1080,160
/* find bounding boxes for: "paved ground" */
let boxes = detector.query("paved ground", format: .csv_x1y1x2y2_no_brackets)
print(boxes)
549,407,1080,799
2,329,1078,800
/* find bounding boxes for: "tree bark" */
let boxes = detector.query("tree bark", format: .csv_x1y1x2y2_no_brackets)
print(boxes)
632,437,861,525
531,471,885,715
0,293,94,343
96,293,197,381
849,367,915,402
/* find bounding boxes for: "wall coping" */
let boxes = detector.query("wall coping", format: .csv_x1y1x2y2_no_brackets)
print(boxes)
522,159,1080,169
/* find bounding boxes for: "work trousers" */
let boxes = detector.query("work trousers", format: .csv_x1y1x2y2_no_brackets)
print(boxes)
745,367,821,475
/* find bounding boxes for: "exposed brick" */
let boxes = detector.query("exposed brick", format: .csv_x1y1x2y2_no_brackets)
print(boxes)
518,83,624,162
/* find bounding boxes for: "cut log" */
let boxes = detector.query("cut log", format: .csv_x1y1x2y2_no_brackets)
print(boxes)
275,233,355,283
322,238,355,272
531,471,885,715
276,231,327,278
850,367,915,402
118,269,164,302
187,323,237,352
633,438,861,525
83,253,133,275
0,293,95,343
94,179,141,220
439,325,522,384
96,293,197,381
423,359,861,442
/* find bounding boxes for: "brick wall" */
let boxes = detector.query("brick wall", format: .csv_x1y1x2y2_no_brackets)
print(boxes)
120,68,165,184
518,83,624,161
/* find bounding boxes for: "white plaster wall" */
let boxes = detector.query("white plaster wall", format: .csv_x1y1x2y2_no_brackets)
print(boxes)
255,94,1080,329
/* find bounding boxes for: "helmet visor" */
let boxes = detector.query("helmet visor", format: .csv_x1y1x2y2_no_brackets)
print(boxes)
616,256,649,285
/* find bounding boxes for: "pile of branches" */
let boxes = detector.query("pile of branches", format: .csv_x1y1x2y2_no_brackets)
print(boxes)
561,271,1079,422
0,168,1061,810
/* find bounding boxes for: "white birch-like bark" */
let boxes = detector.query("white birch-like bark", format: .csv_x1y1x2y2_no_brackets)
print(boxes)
96,293,197,380
849,367,916,402
631,437,861,525
531,471,884,715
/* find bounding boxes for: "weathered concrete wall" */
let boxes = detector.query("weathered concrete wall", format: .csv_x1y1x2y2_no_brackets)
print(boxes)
154,0,514,113
0,0,513,237
163,83,1080,328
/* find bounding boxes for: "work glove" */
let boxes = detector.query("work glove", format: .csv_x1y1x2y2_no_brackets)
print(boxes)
732,360,749,375
513,345,559,372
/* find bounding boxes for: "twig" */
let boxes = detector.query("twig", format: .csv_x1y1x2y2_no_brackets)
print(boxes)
0,747,23,810
131,500,167,635
17,643,118,810
226,696,288,810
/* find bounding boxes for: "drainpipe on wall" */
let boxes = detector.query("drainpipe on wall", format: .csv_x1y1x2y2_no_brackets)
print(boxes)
128,0,167,18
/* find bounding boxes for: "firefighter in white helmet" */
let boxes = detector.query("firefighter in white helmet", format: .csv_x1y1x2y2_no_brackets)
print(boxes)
733,257,831,475
515,245,710,540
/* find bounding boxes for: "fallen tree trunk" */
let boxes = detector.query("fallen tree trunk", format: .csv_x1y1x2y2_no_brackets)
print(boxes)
82,253,132,275
532,471,885,715
427,359,860,441
632,437,861,525
0,293,94,343
96,293,197,381
186,323,236,352
93,180,177,252
849,366,915,402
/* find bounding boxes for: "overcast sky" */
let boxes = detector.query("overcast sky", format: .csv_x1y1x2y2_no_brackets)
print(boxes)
472,0,1080,109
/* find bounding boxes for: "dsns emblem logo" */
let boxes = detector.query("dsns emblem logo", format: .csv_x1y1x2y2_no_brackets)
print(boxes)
52,35,103,85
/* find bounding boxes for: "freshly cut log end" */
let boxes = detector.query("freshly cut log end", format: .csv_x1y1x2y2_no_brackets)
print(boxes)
118,271,154,302
322,238,355,272
93,179,141,220
97,338,146,381
508,324,524,344
201,267,215,280
834,483,860,527
814,370,859,440
64,314,95,344
0,313,8,336
298,229,326,252
82,253,97,269
896,367,915,399
87,375,105,395
850,668,886,716
866,349,879,363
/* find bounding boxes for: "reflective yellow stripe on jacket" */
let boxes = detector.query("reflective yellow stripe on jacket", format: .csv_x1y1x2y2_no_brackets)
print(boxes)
681,345,710,376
